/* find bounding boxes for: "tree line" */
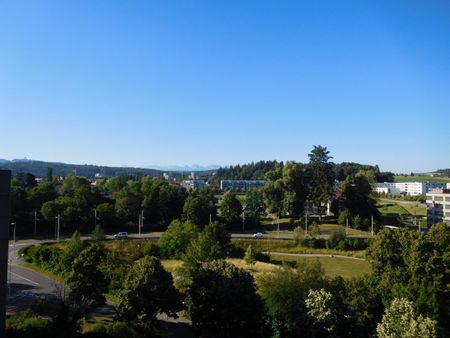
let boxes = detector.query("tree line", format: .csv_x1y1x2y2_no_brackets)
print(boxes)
10,145,387,235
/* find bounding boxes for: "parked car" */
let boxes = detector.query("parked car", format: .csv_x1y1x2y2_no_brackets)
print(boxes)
114,232,128,240
253,232,264,238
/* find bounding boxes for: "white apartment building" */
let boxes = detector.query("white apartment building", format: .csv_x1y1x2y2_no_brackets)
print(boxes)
220,180,268,191
426,188,450,225
374,181,447,196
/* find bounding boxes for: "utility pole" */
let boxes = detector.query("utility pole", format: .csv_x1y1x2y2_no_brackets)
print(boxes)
34,210,38,235
54,216,58,240
242,205,246,233
305,212,308,236
139,210,144,237
57,214,60,241
94,209,97,228
277,217,280,238
371,215,374,237
346,218,349,236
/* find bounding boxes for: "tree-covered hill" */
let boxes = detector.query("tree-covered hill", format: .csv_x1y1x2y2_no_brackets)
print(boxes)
0,159,163,178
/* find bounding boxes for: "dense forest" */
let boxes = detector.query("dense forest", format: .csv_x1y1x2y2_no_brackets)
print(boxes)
0,159,164,178
213,160,394,183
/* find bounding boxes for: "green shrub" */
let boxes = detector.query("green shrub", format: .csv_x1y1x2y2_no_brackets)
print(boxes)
24,245,68,275
90,323,107,333
84,323,108,337
107,321,140,338
142,241,160,258
6,310,52,338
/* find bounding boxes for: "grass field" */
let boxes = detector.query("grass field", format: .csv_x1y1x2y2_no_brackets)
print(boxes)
268,254,371,279
394,175,450,183
266,246,367,258
377,200,410,216
378,199,426,217
162,257,368,279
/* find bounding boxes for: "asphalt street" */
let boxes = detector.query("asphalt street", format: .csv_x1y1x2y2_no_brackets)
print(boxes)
6,242,65,315
4,239,193,337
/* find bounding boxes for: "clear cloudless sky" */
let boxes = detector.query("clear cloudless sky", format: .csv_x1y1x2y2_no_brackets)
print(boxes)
1,0,449,173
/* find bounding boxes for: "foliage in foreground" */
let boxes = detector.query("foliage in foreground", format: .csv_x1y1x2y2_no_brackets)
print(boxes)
367,224,450,334
117,256,181,322
376,298,437,338
67,243,109,308
185,260,264,338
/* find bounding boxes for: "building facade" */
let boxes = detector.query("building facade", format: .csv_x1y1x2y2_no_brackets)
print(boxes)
374,181,447,196
220,180,268,191
180,179,206,190
426,188,450,225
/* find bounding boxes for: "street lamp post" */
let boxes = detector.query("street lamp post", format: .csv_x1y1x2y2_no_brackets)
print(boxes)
138,210,144,237
305,211,308,236
371,215,374,237
11,223,16,259
34,210,39,235
54,214,60,241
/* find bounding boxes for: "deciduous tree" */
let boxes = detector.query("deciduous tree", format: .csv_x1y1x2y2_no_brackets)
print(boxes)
117,256,181,322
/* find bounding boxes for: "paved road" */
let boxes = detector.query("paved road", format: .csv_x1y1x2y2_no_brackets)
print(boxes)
5,240,193,338
6,243,65,315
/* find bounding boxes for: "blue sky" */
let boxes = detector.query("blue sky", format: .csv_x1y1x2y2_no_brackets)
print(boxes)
1,0,449,173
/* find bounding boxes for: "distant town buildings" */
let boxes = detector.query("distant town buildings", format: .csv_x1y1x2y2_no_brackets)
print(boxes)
220,180,268,191
374,181,447,196
426,188,450,225
181,179,206,190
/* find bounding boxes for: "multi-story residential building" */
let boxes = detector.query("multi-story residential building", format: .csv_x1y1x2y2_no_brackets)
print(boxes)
220,180,268,191
374,181,447,196
181,179,206,190
426,188,450,225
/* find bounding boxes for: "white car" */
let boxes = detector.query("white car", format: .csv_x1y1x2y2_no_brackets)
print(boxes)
253,232,264,238
114,232,128,240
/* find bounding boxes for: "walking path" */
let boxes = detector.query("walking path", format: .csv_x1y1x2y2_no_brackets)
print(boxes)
262,251,366,261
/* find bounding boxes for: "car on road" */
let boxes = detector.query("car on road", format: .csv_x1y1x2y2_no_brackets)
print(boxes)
114,232,128,240
253,232,264,238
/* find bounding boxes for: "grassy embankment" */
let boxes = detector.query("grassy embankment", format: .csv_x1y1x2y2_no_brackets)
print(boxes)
162,256,370,280
394,175,450,183
377,198,427,227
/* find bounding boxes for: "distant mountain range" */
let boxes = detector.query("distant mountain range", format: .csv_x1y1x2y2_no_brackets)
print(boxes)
146,164,221,172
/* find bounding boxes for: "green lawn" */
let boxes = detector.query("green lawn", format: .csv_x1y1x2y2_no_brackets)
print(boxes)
377,200,410,216
377,199,427,225
268,254,371,279
162,256,368,280
261,217,292,226
394,175,450,183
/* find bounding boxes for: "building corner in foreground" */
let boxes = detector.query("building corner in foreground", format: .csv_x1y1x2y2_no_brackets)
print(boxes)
0,170,11,336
